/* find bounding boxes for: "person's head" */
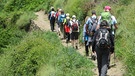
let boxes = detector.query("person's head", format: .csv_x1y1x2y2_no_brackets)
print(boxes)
91,10,96,15
100,20,108,27
66,13,70,17
59,9,62,12
104,6,111,12
61,10,64,14
66,13,70,19
57,8,60,12
72,15,76,19
51,8,55,11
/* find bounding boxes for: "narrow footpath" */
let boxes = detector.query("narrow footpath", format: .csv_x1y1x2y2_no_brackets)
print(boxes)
33,10,125,76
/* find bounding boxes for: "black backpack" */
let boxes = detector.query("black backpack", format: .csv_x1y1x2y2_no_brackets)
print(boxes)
96,28,111,49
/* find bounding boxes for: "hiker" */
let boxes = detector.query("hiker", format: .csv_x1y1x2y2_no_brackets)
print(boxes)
55,8,61,35
58,10,66,39
85,10,98,56
97,6,118,68
83,23,90,56
63,13,71,43
49,8,56,32
70,15,80,49
92,20,114,76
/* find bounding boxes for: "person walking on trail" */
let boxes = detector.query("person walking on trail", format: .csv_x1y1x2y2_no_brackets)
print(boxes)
55,8,61,35
85,10,98,56
58,10,66,39
83,23,90,56
96,5,118,68
63,13,71,43
70,15,80,49
92,20,114,76
49,8,56,32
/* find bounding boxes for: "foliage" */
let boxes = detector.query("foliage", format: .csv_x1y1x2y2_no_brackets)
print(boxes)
16,11,36,31
0,31,94,75
53,0,94,21
114,1,135,75
0,0,135,75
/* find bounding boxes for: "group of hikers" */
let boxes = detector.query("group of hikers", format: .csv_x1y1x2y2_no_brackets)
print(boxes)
48,7,80,49
48,6,118,76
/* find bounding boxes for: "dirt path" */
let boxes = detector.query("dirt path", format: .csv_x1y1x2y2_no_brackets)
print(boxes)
34,10,125,76
33,11,50,31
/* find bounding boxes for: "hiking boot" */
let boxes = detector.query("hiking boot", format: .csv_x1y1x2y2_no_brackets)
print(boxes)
66,40,69,43
107,65,110,69
91,55,96,61
76,46,78,50
86,53,89,56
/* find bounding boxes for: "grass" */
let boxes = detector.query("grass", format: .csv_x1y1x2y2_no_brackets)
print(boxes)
1,0,135,75
0,31,94,76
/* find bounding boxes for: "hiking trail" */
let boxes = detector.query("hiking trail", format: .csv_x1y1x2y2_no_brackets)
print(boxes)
33,10,125,76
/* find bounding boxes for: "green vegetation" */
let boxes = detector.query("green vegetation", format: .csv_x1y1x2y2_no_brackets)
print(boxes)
0,31,94,76
0,0,135,76
0,0,94,75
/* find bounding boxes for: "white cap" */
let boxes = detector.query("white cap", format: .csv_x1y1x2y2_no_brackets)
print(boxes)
59,9,62,11
72,15,76,18
66,13,70,16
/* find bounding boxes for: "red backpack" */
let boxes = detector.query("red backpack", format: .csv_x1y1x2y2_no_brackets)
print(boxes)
64,18,70,33
71,20,78,31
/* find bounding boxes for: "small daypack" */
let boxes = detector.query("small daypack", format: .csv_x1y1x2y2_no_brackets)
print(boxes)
90,17,98,35
59,14,65,23
96,28,111,49
101,12,112,26
64,18,70,33
71,20,78,31
86,17,97,36
50,11,55,21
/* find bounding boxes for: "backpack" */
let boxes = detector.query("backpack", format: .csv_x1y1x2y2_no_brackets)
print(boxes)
59,14,65,23
71,20,78,31
86,17,97,36
90,17,98,35
101,12,112,26
96,28,111,49
65,18,70,26
64,18,70,33
50,11,55,21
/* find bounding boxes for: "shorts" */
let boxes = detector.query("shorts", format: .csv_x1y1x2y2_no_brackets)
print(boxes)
71,32,79,40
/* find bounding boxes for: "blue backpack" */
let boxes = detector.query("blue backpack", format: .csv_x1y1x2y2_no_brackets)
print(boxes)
59,14,66,23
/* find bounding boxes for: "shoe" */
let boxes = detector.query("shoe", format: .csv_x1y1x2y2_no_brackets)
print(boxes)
91,55,96,61
76,46,78,50
86,53,89,56
107,65,110,69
